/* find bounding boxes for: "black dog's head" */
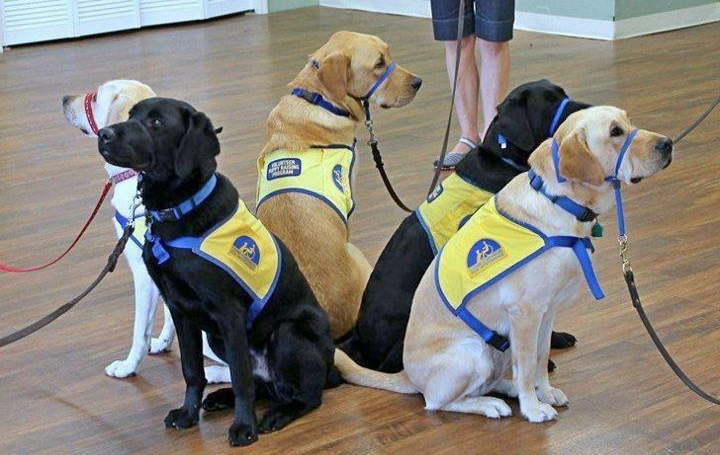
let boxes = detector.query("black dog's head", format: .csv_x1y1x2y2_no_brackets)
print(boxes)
483,79,592,166
97,97,220,181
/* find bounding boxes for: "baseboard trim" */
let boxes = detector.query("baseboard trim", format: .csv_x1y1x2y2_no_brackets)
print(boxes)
319,0,720,40
614,3,720,39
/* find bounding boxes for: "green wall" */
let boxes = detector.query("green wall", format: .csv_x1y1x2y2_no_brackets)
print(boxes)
268,0,318,13
516,0,717,21
614,0,717,20
517,0,614,21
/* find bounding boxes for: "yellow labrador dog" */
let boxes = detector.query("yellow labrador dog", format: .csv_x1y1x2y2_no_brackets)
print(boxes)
335,106,673,422
257,31,422,338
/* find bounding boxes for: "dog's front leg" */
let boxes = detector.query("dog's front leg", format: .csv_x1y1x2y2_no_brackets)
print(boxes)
535,313,568,407
105,271,161,378
509,305,557,423
217,311,258,447
164,309,206,430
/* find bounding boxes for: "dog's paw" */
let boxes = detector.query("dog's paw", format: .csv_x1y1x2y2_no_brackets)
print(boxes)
228,422,258,446
479,397,513,419
258,407,297,433
105,359,138,378
202,388,234,412
536,386,569,407
149,337,173,354
550,331,577,349
164,407,199,430
205,365,231,384
521,401,558,423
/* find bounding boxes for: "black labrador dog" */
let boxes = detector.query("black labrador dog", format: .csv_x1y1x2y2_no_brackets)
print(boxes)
97,97,337,446
339,80,592,373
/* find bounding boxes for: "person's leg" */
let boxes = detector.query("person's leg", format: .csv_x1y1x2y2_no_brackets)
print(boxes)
445,36,481,152
476,0,515,138
477,39,510,137
430,0,480,167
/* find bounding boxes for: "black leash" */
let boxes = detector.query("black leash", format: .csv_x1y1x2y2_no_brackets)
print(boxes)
0,225,134,348
617,236,720,404
367,0,466,211
427,0,466,195
673,93,720,144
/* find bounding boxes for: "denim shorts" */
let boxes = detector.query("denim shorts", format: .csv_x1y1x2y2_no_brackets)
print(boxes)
430,0,515,42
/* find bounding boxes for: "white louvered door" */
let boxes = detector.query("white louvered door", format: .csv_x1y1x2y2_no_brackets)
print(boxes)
139,0,203,27
1,0,74,46
1,0,256,46
205,0,253,19
75,0,140,37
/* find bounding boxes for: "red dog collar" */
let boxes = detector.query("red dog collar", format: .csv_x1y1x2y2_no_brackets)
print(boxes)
84,91,99,135
110,169,138,185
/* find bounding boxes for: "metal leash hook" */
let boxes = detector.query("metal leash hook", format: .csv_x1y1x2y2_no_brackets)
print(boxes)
617,234,632,275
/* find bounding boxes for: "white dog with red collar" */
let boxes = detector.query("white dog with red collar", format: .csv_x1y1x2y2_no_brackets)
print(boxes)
62,80,230,382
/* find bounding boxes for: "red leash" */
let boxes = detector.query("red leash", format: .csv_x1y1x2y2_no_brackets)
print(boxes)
0,180,112,273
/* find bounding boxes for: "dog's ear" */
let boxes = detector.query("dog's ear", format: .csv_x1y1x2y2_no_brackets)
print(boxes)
316,52,349,103
496,89,536,151
558,129,605,186
174,110,220,178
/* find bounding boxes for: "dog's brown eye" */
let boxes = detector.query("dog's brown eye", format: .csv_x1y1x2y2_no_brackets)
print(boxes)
151,119,162,129
375,57,385,69
610,126,624,137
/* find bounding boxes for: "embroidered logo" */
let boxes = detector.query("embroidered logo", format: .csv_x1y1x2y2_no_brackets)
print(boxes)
231,235,261,271
427,183,443,203
267,158,301,180
332,164,344,192
467,239,505,276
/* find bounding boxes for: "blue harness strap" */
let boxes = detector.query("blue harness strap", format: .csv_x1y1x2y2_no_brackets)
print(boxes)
548,97,570,136
149,174,218,222
528,170,598,222
115,211,143,248
457,308,510,351
291,88,351,118
143,231,268,329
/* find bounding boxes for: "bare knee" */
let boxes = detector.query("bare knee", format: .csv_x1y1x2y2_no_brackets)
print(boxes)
478,40,509,58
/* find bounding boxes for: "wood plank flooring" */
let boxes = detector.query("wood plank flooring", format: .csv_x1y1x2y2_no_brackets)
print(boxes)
0,7,719,455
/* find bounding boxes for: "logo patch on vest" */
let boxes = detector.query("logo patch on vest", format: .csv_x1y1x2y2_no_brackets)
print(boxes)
467,239,505,276
427,183,444,203
332,164,344,192
231,235,261,271
267,158,301,180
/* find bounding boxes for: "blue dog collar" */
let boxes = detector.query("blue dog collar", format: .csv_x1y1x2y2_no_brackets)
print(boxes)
291,88,351,118
548,97,571,136
361,62,397,122
148,173,217,222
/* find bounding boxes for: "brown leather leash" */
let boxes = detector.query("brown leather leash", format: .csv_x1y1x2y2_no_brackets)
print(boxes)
0,224,134,348
616,92,720,404
367,0,466,211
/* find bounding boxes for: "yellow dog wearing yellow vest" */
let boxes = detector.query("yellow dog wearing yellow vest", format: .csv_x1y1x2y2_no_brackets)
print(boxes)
256,31,421,338
335,106,673,422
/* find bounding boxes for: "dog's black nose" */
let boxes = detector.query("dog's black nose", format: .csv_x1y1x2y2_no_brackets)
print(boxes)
62,95,71,107
411,76,423,91
656,137,673,155
98,127,115,142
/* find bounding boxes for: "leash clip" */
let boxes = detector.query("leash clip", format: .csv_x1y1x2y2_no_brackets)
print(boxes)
617,234,632,274
366,118,378,146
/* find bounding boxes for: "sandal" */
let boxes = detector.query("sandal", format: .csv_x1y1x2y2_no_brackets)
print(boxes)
433,137,478,170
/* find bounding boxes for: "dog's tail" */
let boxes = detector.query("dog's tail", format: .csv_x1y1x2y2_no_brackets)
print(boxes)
334,348,418,394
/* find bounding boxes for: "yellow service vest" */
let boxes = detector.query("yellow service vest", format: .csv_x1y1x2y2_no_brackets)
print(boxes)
416,172,494,254
435,197,547,312
435,196,599,352
150,200,281,326
256,145,356,224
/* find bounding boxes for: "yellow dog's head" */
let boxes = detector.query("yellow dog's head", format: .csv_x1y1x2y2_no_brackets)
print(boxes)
308,31,421,109
531,106,673,187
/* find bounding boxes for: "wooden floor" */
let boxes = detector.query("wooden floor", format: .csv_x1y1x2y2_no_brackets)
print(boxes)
1,7,719,455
